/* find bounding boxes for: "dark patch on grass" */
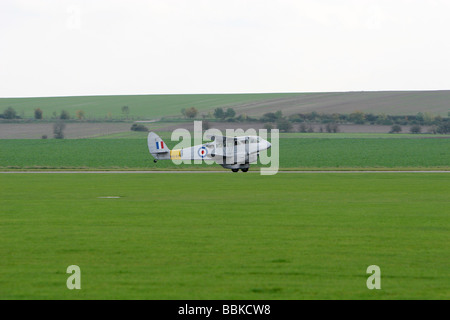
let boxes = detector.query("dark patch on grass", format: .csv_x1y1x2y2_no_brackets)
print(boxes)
251,288,283,294
270,259,290,263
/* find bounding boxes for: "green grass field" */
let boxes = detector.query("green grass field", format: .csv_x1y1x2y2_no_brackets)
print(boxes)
1,91,449,120
0,137,448,170
0,173,448,299
0,93,302,120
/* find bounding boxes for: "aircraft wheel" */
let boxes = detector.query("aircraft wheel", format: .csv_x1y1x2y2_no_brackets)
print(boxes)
153,159,158,163
231,169,239,173
241,168,249,172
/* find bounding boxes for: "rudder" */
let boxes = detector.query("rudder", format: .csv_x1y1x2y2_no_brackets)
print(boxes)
148,132,171,160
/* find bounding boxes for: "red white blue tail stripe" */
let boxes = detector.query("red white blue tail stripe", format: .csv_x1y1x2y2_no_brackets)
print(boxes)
156,141,164,149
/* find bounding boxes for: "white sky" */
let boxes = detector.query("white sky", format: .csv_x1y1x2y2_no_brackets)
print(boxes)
1,0,449,97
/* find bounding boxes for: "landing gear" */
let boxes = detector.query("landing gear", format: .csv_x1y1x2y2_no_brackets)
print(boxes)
231,168,248,172
153,159,158,163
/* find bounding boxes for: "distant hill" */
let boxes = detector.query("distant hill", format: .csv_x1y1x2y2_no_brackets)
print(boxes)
0,91,448,120
230,91,450,117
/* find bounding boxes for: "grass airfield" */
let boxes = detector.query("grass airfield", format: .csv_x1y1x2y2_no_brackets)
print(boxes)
0,173,448,299
1,92,449,300
0,135,449,170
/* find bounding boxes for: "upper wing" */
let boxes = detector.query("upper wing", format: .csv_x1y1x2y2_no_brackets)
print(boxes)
204,134,234,142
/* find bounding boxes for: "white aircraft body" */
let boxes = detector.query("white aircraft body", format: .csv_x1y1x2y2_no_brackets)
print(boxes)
148,132,271,172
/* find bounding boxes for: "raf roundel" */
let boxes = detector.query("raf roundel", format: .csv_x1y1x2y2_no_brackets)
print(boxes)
198,146,208,158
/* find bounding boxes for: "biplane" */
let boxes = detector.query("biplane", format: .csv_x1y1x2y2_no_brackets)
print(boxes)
148,132,271,172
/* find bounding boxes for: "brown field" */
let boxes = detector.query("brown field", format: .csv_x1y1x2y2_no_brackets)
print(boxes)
0,121,438,139
0,122,131,139
226,91,450,117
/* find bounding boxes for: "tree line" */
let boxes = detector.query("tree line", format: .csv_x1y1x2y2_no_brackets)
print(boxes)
0,107,85,120
179,108,449,134
286,111,449,126
0,105,134,121
2,105,449,134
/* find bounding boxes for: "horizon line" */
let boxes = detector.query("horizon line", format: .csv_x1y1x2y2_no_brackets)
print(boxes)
1,89,450,99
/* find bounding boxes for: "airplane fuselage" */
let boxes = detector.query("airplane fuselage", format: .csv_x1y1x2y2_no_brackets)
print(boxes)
148,133,271,172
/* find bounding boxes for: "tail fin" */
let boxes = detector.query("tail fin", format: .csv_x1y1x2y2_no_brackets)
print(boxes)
148,132,171,160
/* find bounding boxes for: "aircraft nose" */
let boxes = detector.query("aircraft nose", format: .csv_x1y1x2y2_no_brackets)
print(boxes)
267,141,272,149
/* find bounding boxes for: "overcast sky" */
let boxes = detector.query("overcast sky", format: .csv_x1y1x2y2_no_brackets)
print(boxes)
1,0,449,97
